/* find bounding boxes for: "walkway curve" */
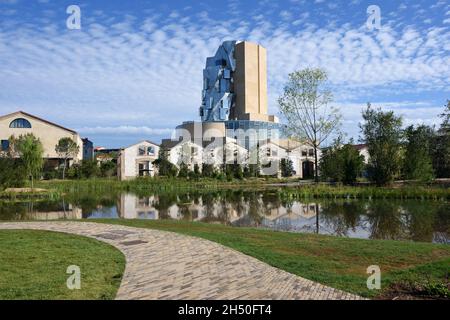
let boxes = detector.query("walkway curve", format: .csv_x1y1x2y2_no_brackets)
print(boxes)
0,222,363,300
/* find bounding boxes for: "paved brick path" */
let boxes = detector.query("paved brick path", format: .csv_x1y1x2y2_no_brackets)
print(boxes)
0,222,363,300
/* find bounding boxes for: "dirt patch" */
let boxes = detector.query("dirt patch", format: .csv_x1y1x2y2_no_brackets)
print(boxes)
377,281,450,300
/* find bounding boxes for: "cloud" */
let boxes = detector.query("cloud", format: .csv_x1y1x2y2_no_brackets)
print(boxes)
0,1,448,147
77,126,174,136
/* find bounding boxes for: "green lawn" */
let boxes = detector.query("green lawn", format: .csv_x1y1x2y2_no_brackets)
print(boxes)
0,230,125,300
93,219,450,299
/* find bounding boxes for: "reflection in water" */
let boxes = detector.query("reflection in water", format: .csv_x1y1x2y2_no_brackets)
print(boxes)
0,190,448,244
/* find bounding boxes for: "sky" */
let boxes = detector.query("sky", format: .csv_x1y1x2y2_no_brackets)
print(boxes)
0,0,449,148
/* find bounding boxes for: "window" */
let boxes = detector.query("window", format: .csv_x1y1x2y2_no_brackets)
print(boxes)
138,161,151,176
138,146,146,156
302,150,307,157
147,146,155,156
9,118,31,128
309,149,314,156
266,148,271,157
1,140,9,151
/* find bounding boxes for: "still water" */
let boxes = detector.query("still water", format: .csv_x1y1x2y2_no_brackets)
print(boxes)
1,190,448,243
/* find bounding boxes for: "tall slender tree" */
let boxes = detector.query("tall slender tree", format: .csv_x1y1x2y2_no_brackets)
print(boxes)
360,104,403,185
278,68,341,182
403,125,434,182
11,134,44,189
55,137,80,179
431,100,450,178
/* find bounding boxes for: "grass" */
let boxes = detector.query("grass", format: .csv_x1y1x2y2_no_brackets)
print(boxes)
91,219,450,299
0,230,125,300
32,178,450,201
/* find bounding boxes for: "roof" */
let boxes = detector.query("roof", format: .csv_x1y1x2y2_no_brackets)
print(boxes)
265,138,306,151
161,138,203,149
353,144,368,150
122,140,160,150
0,111,78,134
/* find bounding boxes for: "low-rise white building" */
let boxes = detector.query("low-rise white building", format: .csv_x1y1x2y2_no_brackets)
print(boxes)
354,144,369,164
259,139,320,178
161,136,319,178
117,140,160,180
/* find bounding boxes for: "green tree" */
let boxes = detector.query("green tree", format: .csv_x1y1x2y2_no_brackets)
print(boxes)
80,160,100,178
100,161,117,177
201,164,215,178
193,163,200,176
0,158,27,191
153,148,178,177
403,125,434,182
12,134,44,189
178,163,189,178
278,68,341,182
341,143,365,185
320,138,365,184
280,158,295,177
360,104,403,186
55,137,80,180
234,164,244,180
431,101,450,178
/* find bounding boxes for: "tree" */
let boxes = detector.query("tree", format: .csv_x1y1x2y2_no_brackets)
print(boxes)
341,143,366,185
80,160,100,178
431,101,450,178
12,134,44,189
55,137,80,180
280,158,295,177
320,138,365,184
360,104,403,186
100,161,117,177
201,163,215,178
0,158,27,191
278,68,341,182
178,163,189,178
403,125,434,182
153,148,178,177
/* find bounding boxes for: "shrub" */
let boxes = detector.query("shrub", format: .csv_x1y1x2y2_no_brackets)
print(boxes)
178,163,189,178
80,160,100,178
0,158,26,190
100,161,117,177
280,158,295,177
201,164,215,178
320,141,365,185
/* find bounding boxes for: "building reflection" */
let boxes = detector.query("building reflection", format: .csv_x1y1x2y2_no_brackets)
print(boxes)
0,192,446,244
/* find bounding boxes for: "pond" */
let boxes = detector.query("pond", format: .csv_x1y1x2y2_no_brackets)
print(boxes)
1,189,448,244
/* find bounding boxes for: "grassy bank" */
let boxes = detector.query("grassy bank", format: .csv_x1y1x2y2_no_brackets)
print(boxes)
93,219,450,299
30,178,450,201
0,230,125,300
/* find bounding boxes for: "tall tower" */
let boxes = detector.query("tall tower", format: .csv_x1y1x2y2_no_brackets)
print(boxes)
232,41,268,121
199,41,276,123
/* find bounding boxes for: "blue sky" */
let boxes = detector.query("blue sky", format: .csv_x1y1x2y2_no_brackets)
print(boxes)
0,0,449,148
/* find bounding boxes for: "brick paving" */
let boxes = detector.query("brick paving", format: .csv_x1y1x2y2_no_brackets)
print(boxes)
0,222,364,300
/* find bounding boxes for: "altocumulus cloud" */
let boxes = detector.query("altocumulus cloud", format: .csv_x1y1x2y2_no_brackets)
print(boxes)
0,0,448,147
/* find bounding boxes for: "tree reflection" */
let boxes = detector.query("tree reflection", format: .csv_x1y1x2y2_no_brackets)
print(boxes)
320,201,364,236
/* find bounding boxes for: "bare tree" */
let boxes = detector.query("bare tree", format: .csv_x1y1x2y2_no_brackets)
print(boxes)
278,68,341,182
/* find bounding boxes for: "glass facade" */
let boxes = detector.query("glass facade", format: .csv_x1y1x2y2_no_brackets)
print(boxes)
224,120,286,150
